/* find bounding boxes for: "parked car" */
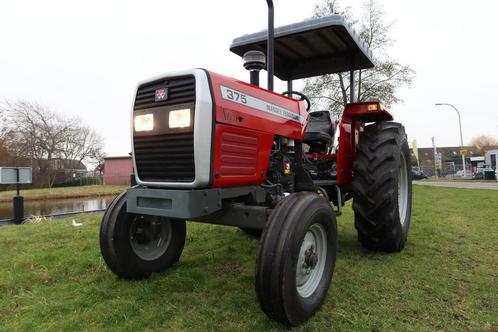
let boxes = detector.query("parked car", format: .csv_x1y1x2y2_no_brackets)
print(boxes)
412,169,428,180
473,168,496,180
473,170,484,180
452,170,473,180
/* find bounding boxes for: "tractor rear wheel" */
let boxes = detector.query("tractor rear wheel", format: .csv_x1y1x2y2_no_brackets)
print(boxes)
352,121,412,252
255,192,337,326
100,192,186,279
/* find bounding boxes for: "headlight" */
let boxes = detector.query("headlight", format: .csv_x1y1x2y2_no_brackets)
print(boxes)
134,114,154,132
169,109,191,128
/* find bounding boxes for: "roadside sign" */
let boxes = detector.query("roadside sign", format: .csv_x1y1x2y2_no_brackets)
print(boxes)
0,167,32,184
460,149,468,156
435,153,442,170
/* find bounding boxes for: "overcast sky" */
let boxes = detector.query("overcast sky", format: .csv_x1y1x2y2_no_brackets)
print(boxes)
1,0,497,156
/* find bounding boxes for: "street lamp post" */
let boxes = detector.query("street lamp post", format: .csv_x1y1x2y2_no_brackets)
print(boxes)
435,103,466,177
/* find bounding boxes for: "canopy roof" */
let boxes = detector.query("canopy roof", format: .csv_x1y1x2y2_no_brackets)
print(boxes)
230,15,374,81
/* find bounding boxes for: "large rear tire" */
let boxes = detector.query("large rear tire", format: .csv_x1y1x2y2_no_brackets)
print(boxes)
352,121,412,252
100,192,186,279
255,192,337,326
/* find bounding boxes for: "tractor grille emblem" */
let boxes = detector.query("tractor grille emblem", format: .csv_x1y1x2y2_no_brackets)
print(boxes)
154,88,168,102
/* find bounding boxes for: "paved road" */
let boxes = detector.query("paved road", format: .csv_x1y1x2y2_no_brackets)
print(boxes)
413,181,498,190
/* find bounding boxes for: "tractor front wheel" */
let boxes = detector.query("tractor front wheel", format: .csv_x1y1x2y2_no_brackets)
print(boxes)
255,192,337,326
352,121,412,252
99,192,186,279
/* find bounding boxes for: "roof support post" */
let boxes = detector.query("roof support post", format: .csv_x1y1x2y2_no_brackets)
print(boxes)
349,69,355,103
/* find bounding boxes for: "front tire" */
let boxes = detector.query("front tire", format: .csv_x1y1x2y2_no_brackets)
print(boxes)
256,192,337,326
99,192,186,279
352,121,412,252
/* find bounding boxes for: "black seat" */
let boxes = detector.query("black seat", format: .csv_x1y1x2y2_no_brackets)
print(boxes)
303,111,336,153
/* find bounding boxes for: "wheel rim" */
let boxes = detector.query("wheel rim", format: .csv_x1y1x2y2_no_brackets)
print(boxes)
296,223,328,298
398,153,409,226
129,216,171,261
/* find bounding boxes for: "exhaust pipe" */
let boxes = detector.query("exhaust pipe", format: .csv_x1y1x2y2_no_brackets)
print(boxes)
266,0,274,91
243,50,266,86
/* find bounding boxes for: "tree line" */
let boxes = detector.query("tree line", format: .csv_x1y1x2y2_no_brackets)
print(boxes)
0,100,104,188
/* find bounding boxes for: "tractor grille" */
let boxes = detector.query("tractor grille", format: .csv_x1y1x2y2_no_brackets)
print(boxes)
134,76,196,110
133,75,196,183
134,133,195,182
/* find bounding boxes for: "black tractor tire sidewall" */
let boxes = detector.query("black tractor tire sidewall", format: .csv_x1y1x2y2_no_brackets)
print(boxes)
100,192,133,277
256,192,338,326
282,196,337,324
399,137,413,238
352,121,413,252
99,191,186,279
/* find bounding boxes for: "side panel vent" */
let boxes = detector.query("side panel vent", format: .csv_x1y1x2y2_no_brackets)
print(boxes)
220,132,258,176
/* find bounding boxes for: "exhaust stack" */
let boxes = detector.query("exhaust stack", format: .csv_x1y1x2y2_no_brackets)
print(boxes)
266,0,274,91
243,50,266,86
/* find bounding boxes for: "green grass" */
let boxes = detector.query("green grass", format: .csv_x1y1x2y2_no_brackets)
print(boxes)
0,186,496,331
419,178,497,183
0,185,127,202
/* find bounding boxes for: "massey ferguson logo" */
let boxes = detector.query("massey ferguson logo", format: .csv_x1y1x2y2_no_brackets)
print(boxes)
154,88,168,102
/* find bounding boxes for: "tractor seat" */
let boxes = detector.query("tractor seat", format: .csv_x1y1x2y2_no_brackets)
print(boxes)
303,111,336,153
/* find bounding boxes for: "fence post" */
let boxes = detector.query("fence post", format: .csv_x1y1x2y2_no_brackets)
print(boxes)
13,169,24,224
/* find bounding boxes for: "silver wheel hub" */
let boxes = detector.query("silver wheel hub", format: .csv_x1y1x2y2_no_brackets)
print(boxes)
130,216,171,261
296,223,328,298
398,153,409,226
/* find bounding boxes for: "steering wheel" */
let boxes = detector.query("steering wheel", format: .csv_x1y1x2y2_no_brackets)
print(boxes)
282,91,311,112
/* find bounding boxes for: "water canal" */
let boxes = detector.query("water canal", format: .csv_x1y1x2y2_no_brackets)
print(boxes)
0,195,117,221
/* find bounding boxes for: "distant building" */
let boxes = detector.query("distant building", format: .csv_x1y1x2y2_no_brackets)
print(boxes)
103,156,133,185
470,156,485,169
411,146,476,176
411,146,498,176
485,149,498,170
1,157,89,189
50,159,88,184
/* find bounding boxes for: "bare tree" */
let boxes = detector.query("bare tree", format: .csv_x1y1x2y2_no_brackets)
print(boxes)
61,124,104,169
303,0,415,116
0,100,104,187
469,135,498,155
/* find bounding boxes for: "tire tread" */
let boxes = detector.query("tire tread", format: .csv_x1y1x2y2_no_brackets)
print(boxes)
352,121,412,252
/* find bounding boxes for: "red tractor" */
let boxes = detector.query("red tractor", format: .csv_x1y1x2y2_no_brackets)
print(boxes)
100,1,412,326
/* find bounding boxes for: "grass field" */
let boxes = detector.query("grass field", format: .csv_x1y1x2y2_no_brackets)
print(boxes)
0,185,126,203
0,186,496,331
419,178,497,183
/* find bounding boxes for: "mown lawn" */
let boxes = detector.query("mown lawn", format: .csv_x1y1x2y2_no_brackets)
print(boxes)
0,185,126,203
0,186,496,331
419,178,497,183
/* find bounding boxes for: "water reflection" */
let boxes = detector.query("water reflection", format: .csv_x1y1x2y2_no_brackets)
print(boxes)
0,195,117,220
